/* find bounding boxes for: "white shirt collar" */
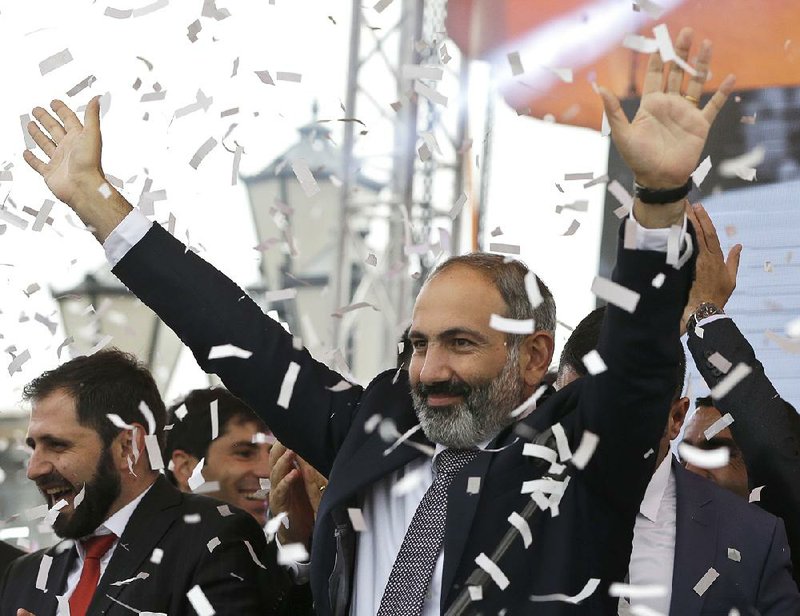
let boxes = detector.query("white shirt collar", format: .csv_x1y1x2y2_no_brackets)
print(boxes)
639,454,673,522
433,436,494,458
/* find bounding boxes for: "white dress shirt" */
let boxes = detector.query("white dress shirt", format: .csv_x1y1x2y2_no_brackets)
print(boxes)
101,207,686,613
63,482,154,601
627,454,677,615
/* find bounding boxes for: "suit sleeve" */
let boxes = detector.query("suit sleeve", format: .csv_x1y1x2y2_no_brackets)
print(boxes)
191,511,278,615
572,223,694,516
688,318,800,586
112,224,363,476
755,518,800,614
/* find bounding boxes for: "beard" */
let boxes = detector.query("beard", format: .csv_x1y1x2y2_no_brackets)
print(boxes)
411,345,525,448
39,447,122,539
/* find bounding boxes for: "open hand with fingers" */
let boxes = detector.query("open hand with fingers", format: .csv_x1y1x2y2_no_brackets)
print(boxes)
681,202,743,334
599,27,736,190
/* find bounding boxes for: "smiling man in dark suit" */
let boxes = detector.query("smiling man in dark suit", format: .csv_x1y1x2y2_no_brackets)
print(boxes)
22,27,735,615
0,349,270,616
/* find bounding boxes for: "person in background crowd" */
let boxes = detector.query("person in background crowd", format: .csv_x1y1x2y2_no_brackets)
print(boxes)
164,387,316,615
0,350,270,616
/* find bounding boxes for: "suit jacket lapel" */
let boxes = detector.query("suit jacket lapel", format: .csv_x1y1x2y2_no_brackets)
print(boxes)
89,476,181,613
46,541,76,603
670,461,718,616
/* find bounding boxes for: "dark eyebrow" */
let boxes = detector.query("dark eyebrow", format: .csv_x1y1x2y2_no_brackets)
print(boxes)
408,327,489,344
26,434,72,449
229,441,259,451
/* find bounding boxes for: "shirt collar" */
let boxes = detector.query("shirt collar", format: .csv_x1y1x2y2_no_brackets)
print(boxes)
433,437,494,458
639,454,673,522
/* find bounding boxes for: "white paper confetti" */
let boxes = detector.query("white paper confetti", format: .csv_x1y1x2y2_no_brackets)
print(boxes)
727,547,741,562
145,434,164,471
106,413,134,430
187,585,215,616
581,350,606,376
73,483,86,509
653,24,697,76
718,146,764,180
414,81,447,106
489,242,520,255
391,467,427,497
530,577,601,604
622,34,659,54
545,66,573,82
36,554,52,591
110,571,149,586
0,207,29,230
290,159,320,197
332,301,380,317
709,363,753,399
209,399,219,441
373,0,393,12
571,431,600,470
277,361,301,409
749,485,764,503
608,180,633,218
507,51,524,76
651,273,665,288
244,539,267,568
150,548,164,564
188,457,206,491
704,413,734,440
489,314,535,335
347,507,368,532
678,442,730,469
692,156,712,187
8,349,32,375
562,219,581,236
551,422,572,462
591,276,640,313
189,137,217,170
693,567,719,596
402,65,443,81
39,48,73,76
468,585,483,601
609,583,667,598
277,542,309,565
466,477,481,494
208,344,253,360
508,511,532,548
475,553,509,590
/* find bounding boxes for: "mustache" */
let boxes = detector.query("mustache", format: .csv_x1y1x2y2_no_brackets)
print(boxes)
415,380,472,399
35,472,73,490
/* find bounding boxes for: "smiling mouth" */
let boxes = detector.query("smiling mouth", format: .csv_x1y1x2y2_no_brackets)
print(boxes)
42,486,74,505
241,490,268,501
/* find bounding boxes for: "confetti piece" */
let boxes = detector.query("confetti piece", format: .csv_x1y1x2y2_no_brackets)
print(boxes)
693,567,719,596
255,70,275,85
188,457,206,491
579,350,606,376
414,81,447,106
373,0,393,12
111,572,149,586
209,399,219,441
8,349,31,375
277,362,301,409
184,513,202,524
572,431,599,470
489,314,534,335
749,486,764,503
231,144,243,185
678,442,729,469
530,577,600,604
139,400,156,434
189,137,217,170
521,477,567,496
489,242,520,255
709,363,752,399
36,554,52,591
365,253,377,266
707,352,732,374
600,111,611,137
141,90,167,102
703,413,733,441
277,542,309,565
475,553,509,590
149,548,164,564
201,0,231,20
348,508,368,531
608,180,633,218
449,192,468,218
609,583,667,598
98,183,112,199
522,443,560,469
277,72,302,83
509,384,549,420
391,467,426,497
591,276,640,313
106,414,134,430
623,218,638,250
265,511,288,541
0,208,29,230
765,330,800,354
507,51,524,76
39,48,73,76
332,301,380,317
508,511,532,548
187,585,215,616
43,499,68,526
145,434,164,471
691,156,712,187
85,334,114,356
551,422,572,462
622,34,659,54
327,380,354,392
208,344,252,359
291,159,320,197
727,547,741,562
564,172,593,181
132,0,168,17
634,0,665,18
174,90,213,119
244,540,267,568
718,146,764,179
653,24,697,76
562,219,580,236
468,586,483,601
466,477,481,494
67,75,97,97
651,273,665,288
545,66,573,82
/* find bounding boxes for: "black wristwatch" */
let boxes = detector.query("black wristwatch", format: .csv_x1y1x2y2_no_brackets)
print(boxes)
686,302,724,335
634,178,692,204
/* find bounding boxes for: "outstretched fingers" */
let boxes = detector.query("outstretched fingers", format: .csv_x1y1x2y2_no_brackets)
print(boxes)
27,121,57,158
31,105,66,143
22,149,48,177
50,99,83,133
726,244,743,285
684,39,712,102
597,86,629,138
641,49,665,95
83,95,102,135
693,203,722,255
702,73,736,125
667,27,693,95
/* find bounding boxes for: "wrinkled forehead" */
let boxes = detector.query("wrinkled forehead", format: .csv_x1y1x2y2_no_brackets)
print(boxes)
413,265,506,322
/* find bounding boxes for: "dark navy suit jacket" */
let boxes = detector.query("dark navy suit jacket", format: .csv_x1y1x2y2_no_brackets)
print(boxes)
111,221,694,615
670,460,799,615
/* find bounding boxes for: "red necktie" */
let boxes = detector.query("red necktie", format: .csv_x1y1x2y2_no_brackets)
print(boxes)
69,534,117,616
